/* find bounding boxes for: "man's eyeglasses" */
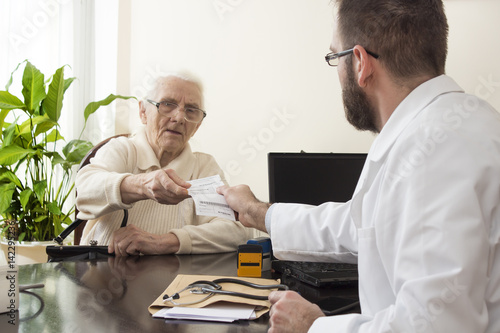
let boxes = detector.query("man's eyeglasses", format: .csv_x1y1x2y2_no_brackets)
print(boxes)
147,99,207,124
325,48,380,67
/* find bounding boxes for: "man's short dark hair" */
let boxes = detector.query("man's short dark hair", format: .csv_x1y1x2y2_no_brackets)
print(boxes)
335,0,449,81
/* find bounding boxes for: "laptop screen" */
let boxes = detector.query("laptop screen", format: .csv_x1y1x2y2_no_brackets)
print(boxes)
268,152,367,205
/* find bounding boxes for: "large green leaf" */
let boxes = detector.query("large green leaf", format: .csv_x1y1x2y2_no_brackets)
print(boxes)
47,201,62,215
84,94,136,121
45,128,65,143
5,60,25,91
63,139,93,163
83,94,136,132
0,182,16,214
0,109,10,140
1,122,18,147
44,66,65,122
21,62,46,113
54,214,68,235
33,179,47,203
0,145,34,166
18,114,56,138
30,203,44,214
33,115,57,137
0,109,8,126
19,188,33,211
0,168,22,187
0,91,25,110
47,151,64,167
0,109,8,125
33,215,47,223
63,77,76,93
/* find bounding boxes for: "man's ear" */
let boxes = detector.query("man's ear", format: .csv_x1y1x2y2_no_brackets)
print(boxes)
352,45,375,88
139,100,148,124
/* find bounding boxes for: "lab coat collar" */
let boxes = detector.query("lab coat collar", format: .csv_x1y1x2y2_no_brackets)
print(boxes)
131,126,196,180
368,75,464,162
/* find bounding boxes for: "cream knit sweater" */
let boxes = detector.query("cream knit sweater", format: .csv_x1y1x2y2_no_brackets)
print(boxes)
75,127,249,254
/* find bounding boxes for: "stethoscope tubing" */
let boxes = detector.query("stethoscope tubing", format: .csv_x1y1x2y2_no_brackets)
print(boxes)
163,278,289,305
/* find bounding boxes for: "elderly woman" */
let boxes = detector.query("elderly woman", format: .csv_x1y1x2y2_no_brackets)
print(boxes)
75,74,249,256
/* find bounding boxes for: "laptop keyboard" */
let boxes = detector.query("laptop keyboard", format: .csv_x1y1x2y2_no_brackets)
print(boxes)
289,261,357,272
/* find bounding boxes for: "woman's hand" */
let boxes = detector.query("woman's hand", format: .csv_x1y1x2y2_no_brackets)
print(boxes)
108,225,180,255
121,168,191,205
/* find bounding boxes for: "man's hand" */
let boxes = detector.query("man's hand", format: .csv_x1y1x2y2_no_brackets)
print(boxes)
217,184,270,232
108,225,180,256
121,168,190,205
268,291,325,333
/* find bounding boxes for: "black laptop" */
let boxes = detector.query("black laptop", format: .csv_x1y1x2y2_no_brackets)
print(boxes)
272,260,358,287
268,152,366,287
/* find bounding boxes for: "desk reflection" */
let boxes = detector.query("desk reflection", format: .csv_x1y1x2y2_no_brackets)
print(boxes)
2,253,269,333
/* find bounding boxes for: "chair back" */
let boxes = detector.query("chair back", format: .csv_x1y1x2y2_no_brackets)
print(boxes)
74,134,129,244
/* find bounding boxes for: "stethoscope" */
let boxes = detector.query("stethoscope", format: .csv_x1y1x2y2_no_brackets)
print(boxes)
162,278,289,306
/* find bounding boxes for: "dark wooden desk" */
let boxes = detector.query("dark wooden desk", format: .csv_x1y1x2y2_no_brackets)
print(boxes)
0,253,359,332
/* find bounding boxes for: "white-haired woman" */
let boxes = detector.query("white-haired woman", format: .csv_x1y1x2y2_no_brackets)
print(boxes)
76,74,248,256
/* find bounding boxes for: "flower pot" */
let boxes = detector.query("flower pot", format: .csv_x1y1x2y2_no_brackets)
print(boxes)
0,239,52,265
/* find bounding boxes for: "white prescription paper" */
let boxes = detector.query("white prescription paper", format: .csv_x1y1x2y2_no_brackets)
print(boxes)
153,303,257,322
187,175,236,221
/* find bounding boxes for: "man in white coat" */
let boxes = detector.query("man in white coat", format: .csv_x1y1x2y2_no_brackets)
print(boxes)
217,0,500,332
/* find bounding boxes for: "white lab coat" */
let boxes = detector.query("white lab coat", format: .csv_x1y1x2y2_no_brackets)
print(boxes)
269,75,500,332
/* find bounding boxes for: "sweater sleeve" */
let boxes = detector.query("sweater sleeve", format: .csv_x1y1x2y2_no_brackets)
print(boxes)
75,137,136,220
171,215,250,254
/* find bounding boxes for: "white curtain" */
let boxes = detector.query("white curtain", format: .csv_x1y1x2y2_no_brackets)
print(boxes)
1,0,120,214
1,0,119,145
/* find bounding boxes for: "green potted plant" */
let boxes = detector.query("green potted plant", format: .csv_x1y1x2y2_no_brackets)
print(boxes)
0,60,133,256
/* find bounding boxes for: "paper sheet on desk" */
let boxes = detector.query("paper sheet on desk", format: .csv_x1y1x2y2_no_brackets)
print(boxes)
187,175,236,221
153,302,257,322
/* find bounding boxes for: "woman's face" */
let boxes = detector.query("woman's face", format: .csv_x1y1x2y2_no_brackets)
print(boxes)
140,77,203,163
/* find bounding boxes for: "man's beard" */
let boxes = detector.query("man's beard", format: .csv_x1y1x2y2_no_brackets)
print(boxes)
342,59,379,134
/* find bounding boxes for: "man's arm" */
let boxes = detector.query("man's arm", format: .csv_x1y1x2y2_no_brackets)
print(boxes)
217,185,271,232
218,184,326,333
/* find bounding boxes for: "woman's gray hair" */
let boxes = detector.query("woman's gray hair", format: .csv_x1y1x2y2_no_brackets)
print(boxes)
144,71,205,108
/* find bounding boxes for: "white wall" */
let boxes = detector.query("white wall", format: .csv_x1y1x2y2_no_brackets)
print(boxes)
120,0,500,201
445,0,500,111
